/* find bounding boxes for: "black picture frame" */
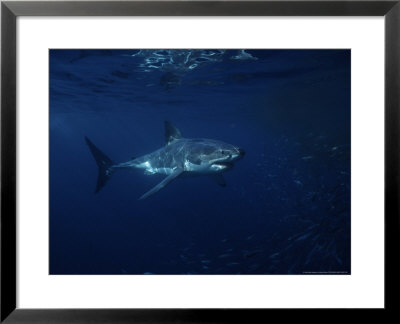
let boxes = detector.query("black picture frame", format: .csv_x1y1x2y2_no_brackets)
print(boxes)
1,0,399,322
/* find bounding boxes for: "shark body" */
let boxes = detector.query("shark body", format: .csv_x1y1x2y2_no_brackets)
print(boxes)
85,121,245,199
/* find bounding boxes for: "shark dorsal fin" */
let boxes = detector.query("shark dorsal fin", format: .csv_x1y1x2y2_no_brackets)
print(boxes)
165,121,182,145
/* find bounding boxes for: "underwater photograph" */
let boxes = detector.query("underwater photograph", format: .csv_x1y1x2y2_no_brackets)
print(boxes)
50,49,350,275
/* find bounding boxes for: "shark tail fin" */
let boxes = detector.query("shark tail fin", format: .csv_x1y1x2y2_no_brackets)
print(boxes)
85,136,115,193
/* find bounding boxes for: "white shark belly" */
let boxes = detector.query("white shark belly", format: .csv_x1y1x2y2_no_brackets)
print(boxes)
137,160,177,175
150,167,176,175
140,160,212,176
183,160,214,174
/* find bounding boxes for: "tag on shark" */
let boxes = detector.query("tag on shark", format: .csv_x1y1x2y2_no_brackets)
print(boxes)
86,121,245,199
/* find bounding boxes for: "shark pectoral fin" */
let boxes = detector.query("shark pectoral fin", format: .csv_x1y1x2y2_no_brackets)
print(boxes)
139,168,184,200
209,174,227,187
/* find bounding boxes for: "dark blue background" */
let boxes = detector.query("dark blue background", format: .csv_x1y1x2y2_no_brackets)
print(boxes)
50,49,350,274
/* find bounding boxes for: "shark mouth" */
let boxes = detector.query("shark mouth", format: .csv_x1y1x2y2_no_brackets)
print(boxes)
213,162,234,169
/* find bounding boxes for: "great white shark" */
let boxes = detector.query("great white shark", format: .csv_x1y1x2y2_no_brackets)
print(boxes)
85,121,245,199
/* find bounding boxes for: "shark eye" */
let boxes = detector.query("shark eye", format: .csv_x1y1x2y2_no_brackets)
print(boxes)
221,150,226,155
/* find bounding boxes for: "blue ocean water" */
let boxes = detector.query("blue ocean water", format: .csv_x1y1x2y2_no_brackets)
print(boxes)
49,49,350,275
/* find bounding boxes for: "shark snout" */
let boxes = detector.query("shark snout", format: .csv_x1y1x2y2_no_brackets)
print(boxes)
230,147,245,162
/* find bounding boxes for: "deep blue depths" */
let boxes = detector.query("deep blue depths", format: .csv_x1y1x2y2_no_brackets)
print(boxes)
50,49,350,274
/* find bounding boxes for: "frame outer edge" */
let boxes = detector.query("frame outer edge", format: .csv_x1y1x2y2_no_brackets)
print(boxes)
2,1,399,16
385,1,400,312
0,0,398,322
1,1,17,322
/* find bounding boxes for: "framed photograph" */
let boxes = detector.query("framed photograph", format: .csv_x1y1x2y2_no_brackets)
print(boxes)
1,0,398,322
